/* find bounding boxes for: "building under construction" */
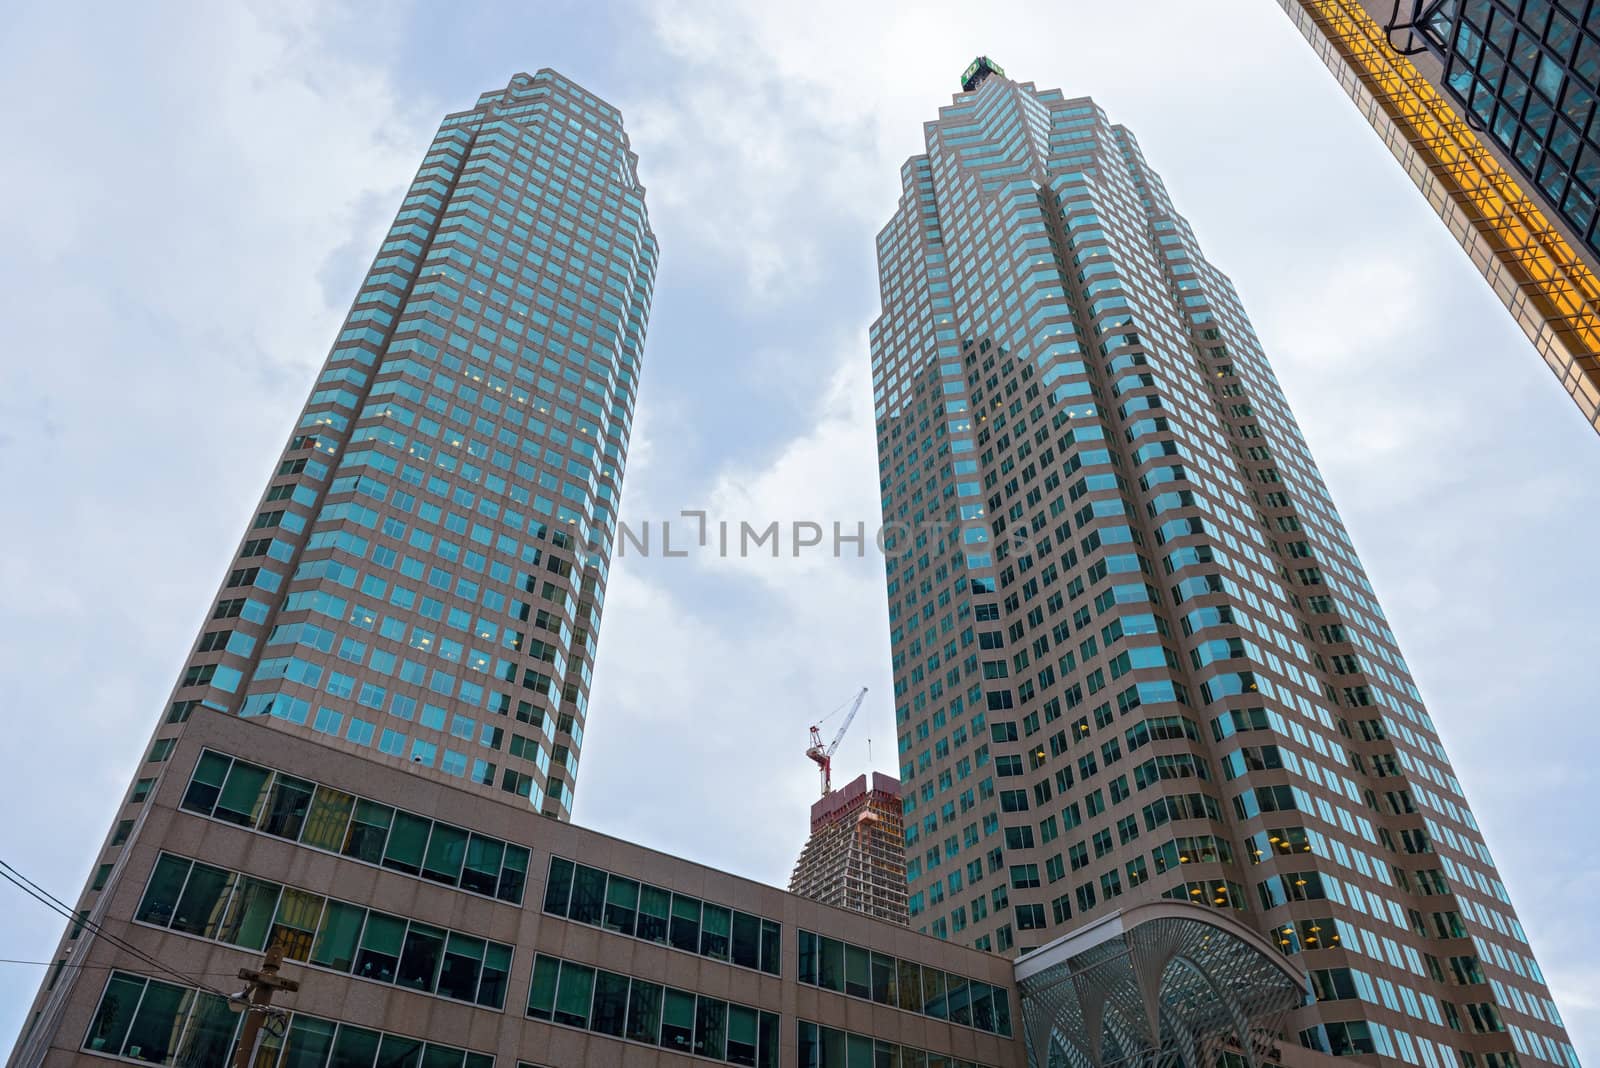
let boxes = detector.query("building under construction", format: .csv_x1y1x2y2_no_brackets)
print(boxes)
789,772,910,925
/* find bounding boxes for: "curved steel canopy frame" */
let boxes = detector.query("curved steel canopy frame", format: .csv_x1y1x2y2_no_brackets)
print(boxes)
1014,902,1311,1068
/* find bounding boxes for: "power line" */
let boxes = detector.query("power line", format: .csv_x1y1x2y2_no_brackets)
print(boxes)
0,859,230,998
0,958,246,977
0,860,228,996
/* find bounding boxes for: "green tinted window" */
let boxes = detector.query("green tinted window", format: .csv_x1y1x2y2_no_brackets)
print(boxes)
626,978,663,1044
355,913,406,984
329,1024,381,1068
214,761,271,825
728,1004,758,1068
553,961,594,1028
122,977,191,1064
170,862,234,938
923,969,947,1020
497,844,529,904
182,752,231,814
818,936,844,993
312,901,366,972
383,811,431,875
604,876,639,936
261,775,315,839
422,824,468,885
661,987,695,1052
970,981,995,1032
731,911,760,970
761,918,781,975
378,1035,425,1068
220,876,282,951
438,934,484,1004
700,904,731,961
280,1016,336,1068
543,856,574,915
460,834,503,896
798,930,818,984
947,973,971,1026
135,855,191,927
758,1012,779,1068
570,864,607,925
844,943,870,998
846,1032,873,1068
591,970,629,1037
669,894,701,953
181,993,237,1065
343,799,392,864
397,923,446,992
695,995,728,1061
527,955,559,1020
638,883,670,943
83,973,144,1056
481,943,511,1010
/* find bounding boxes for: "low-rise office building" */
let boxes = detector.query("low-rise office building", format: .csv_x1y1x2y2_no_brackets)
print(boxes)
14,711,1021,1067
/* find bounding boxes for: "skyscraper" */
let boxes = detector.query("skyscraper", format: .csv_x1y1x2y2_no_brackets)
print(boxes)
789,772,911,924
174,67,653,818
873,59,1579,1068
15,65,656,1045
1278,0,1600,434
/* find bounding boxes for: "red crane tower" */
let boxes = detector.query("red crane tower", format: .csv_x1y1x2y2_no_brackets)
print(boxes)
805,687,868,796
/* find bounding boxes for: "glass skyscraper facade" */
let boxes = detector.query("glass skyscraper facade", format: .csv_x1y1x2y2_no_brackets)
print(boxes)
1404,0,1600,260
1280,0,1600,434
873,63,1579,1068
155,67,656,820
53,59,649,933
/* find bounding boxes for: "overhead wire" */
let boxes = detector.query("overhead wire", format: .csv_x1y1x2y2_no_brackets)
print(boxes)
0,859,231,998
0,958,246,977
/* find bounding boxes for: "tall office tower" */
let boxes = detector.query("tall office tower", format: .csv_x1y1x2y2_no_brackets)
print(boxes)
15,65,655,1043
873,57,1579,1068
186,68,653,815
1278,0,1600,434
789,773,911,924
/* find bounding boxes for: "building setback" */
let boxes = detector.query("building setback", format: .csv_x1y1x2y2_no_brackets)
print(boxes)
790,773,911,925
1278,0,1600,433
871,59,1578,1068
12,68,656,1049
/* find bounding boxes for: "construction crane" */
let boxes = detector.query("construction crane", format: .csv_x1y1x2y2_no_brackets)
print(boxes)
806,687,868,797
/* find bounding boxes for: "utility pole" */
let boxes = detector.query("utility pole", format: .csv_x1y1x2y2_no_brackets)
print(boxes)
230,944,299,1068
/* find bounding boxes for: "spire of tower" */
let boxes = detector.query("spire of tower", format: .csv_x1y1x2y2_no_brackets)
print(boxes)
960,56,1005,92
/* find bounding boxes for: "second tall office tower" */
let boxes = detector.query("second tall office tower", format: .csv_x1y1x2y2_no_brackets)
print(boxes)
873,59,1577,1068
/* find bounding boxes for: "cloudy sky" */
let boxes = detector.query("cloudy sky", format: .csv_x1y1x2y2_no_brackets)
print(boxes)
1,0,1595,1059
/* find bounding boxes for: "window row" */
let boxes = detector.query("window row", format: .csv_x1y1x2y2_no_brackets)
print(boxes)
526,953,779,1068
542,855,779,975
796,931,1011,1038
181,748,529,903
797,1020,996,1068
83,970,493,1067
135,852,510,1009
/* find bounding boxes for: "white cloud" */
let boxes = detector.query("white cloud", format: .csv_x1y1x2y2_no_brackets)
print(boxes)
581,333,895,880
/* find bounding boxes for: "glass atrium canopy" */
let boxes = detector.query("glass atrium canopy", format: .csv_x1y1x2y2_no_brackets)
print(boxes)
1014,903,1309,1068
